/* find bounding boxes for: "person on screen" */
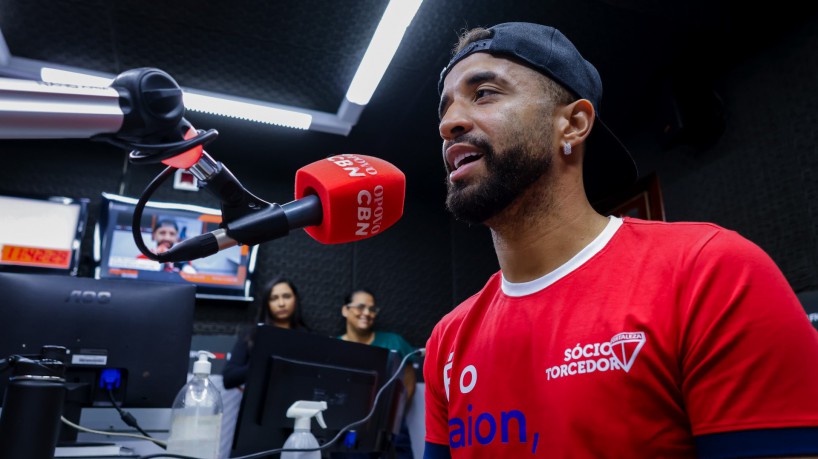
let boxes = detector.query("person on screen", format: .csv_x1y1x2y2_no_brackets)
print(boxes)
222,276,310,390
138,218,197,274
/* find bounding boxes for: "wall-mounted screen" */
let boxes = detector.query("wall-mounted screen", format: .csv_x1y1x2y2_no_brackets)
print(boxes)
0,192,88,274
95,192,256,301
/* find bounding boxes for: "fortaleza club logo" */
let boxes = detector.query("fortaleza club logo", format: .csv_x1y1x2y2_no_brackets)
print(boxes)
545,331,646,381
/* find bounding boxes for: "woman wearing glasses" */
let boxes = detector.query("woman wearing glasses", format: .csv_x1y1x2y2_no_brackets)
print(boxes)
340,288,417,459
340,288,416,399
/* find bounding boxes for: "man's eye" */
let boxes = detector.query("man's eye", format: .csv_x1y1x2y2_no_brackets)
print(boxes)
475,89,495,100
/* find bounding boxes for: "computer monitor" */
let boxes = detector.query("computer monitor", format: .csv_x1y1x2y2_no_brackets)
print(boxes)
231,326,403,457
0,272,196,441
0,192,88,275
95,192,257,302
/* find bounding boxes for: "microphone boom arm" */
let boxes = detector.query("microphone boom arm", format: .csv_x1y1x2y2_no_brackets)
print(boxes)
0,77,124,139
0,69,310,261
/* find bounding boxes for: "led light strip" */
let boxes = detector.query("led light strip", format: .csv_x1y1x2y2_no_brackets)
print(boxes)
33,0,423,133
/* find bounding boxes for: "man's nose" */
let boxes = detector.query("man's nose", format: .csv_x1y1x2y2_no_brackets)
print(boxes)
439,101,472,141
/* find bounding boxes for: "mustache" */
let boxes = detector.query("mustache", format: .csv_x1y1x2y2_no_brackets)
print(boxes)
444,134,494,157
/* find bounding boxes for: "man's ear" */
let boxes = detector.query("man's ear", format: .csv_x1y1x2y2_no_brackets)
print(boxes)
341,305,348,318
558,99,594,146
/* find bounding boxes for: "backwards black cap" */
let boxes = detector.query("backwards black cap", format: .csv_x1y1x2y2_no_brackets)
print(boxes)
438,22,637,204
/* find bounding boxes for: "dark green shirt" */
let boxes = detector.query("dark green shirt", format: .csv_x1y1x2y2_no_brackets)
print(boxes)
370,331,414,359
338,331,414,359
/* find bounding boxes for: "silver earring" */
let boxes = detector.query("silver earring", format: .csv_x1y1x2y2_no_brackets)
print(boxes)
563,142,572,156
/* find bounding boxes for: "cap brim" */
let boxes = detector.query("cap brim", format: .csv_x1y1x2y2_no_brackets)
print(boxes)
584,116,638,206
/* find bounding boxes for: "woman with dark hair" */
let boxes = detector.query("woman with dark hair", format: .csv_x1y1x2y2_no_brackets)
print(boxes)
223,276,309,389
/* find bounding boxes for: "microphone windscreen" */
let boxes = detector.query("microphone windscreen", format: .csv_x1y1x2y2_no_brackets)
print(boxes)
294,154,405,244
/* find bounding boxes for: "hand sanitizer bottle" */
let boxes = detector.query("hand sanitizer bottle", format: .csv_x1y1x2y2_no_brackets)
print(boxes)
166,351,223,459
280,400,327,459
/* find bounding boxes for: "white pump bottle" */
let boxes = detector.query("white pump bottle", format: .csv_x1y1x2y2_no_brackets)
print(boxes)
166,351,223,459
280,400,328,459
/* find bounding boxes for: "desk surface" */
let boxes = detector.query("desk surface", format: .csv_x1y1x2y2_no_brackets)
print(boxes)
72,434,168,457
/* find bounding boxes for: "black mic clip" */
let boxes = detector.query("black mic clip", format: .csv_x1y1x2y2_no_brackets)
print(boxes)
152,155,292,264
194,158,291,246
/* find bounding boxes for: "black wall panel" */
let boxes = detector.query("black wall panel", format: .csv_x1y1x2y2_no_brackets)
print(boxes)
629,13,818,292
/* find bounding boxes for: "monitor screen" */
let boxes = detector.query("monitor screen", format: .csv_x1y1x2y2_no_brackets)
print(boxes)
0,272,196,440
95,192,257,301
232,326,403,457
0,192,88,274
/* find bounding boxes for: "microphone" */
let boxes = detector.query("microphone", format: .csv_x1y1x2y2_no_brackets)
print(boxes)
295,154,405,244
157,154,405,262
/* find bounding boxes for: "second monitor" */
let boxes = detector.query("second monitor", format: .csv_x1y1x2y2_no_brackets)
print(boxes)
231,325,404,457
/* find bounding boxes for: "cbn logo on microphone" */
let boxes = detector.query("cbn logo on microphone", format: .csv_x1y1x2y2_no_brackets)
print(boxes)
326,154,379,176
356,185,385,236
327,154,387,237
295,153,404,243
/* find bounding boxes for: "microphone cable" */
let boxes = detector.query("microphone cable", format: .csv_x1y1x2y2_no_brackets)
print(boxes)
130,166,175,262
93,128,218,166
92,126,220,262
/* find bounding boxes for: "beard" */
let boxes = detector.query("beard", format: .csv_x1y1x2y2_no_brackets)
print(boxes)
445,133,552,225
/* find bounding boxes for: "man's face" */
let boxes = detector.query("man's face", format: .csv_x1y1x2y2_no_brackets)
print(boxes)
153,224,179,250
438,53,557,224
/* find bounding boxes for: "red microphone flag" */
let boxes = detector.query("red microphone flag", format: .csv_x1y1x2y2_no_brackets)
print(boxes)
294,154,406,244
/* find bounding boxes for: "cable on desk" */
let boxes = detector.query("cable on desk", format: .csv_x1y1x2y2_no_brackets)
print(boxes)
60,416,168,448
106,387,156,442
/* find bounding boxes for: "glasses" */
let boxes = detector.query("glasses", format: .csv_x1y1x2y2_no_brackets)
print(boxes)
346,303,380,315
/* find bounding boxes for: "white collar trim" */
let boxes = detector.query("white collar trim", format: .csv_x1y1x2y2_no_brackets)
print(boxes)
501,216,623,297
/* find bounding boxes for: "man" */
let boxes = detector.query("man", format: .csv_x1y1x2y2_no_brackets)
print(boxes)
139,218,196,273
423,22,818,458
151,219,180,253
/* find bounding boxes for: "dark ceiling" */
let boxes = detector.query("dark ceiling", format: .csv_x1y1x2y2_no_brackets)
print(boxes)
1,0,816,184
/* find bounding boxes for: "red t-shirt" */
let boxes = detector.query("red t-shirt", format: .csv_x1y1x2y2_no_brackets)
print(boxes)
424,218,818,458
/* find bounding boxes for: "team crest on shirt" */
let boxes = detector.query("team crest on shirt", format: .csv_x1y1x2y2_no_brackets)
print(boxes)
609,332,646,372
545,331,646,381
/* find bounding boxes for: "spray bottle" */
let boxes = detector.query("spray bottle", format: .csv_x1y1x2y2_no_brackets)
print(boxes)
166,351,223,459
280,400,327,459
